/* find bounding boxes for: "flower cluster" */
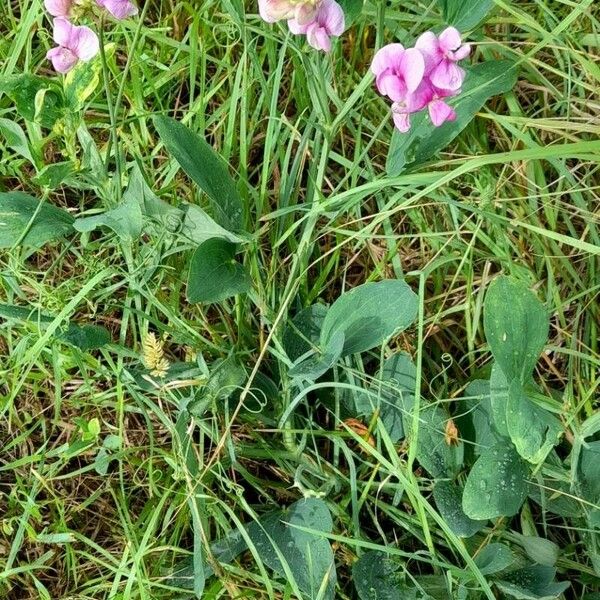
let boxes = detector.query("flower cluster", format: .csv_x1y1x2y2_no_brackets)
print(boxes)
45,0,138,73
371,27,471,133
259,0,345,53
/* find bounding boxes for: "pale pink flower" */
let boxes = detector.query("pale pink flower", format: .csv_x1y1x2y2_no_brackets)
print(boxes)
371,43,425,102
288,0,344,52
46,18,100,73
96,0,138,19
391,80,457,132
259,0,320,25
44,0,74,17
415,27,470,91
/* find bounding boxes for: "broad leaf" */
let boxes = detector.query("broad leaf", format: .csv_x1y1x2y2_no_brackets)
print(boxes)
0,118,36,165
247,498,336,599
456,379,504,462
406,404,464,478
353,552,434,600
64,55,102,111
516,535,559,567
337,0,364,26
496,566,570,599
580,441,600,502
153,115,243,232
484,276,549,384
0,192,74,248
61,324,111,351
320,280,418,357
73,193,143,241
180,203,243,244
356,352,417,443
187,238,251,303
463,444,529,520
386,60,517,176
0,74,64,128
437,0,495,30
489,363,510,436
474,543,515,576
288,331,345,380
505,380,562,464
283,304,329,363
433,480,485,538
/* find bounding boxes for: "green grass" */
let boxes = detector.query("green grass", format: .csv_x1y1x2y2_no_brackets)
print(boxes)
1,0,599,598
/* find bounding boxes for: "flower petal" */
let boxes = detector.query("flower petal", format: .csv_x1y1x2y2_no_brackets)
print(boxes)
288,17,309,34
47,46,78,73
377,72,406,102
371,43,405,77
72,25,100,61
430,60,465,91
415,31,440,68
45,0,72,17
451,43,471,61
428,98,456,126
392,111,411,133
307,24,331,52
53,17,73,47
399,47,425,93
321,0,345,36
439,26,462,52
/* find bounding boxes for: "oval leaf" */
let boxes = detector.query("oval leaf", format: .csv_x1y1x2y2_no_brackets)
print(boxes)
320,280,418,357
463,444,529,520
153,115,243,232
437,0,495,30
187,238,251,304
484,276,549,384
0,192,74,248
433,480,485,538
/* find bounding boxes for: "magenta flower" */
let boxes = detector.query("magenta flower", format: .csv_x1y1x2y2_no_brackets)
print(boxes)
44,0,74,17
46,18,100,74
371,44,425,102
259,0,320,25
288,0,344,52
96,0,138,19
415,27,470,91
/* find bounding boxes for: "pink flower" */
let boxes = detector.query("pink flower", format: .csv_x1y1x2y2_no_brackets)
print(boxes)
259,0,319,25
46,18,100,73
288,0,344,52
371,44,425,102
44,0,74,17
391,80,457,132
96,0,138,19
416,27,470,91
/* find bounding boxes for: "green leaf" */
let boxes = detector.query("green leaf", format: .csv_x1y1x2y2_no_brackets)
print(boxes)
283,304,329,363
0,74,65,128
516,535,559,567
505,380,562,464
247,498,336,599
0,117,36,165
153,115,243,232
288,330,345,381
357,352,417,443
437,0,495,30
337,0,364,26
580,441,600,502
463,444,529,520
0,302,110,351
496,566,570,599
353,552,434,600
180,203,243,244
320,280,418,357
406,404,463,478
34,162,76,189
489,363,510,436
433,480,485,538
63,55,102,111
0,192,74,248
474,543,515,576
73,193,143,241
60,324,111,351
187,238,251,304
386,61,518,176
456,379,504,462
484,276,549,384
